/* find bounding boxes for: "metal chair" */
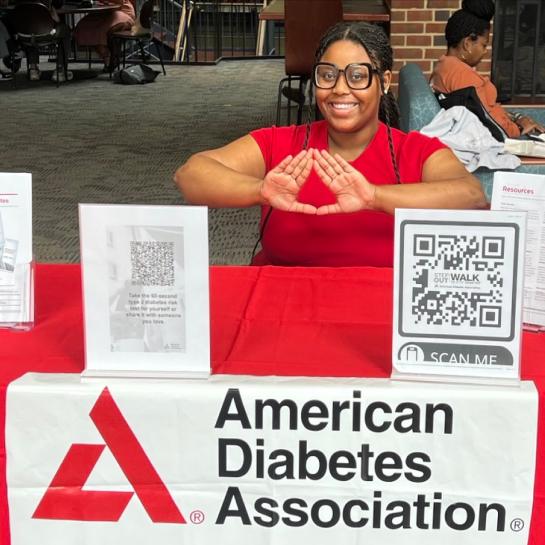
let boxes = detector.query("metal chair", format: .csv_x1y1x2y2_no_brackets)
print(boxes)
109,0,166,77
8,1,69,86
276,0,342,125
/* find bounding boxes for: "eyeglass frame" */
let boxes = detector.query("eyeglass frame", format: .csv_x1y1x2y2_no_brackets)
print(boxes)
313,62,380,91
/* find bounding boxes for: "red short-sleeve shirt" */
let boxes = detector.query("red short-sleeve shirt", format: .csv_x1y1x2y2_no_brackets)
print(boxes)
251,121,445,267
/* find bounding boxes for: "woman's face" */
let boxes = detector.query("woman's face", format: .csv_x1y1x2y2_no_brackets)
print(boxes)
314,39,389,135
464,30,489,67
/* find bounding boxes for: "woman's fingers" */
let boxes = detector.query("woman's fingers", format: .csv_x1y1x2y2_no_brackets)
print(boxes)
313,159,334,187
272,155,293,173
333,153,356,173
290,150,312,181
295,156,313,186
290,202,317,215
316,203,341,215
319,150,345,175
283,150,308,176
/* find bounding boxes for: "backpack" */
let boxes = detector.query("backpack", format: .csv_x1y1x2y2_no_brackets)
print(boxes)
435,86,508,142
113,64,160,85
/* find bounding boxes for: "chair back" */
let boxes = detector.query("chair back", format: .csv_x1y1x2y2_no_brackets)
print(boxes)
284,0,342,77
138,0,155,29
10,2,56,38
398,63,441,133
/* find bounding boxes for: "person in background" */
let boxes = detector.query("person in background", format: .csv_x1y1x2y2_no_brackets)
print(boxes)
2,0,71,82
174,22,486,268
0,18,19,79
73,0,135,71
430,0,545,137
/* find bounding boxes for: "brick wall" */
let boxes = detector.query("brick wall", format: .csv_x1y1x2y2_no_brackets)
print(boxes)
390,0,492,94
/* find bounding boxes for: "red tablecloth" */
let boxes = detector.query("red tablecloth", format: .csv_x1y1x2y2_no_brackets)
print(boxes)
0,264,544,544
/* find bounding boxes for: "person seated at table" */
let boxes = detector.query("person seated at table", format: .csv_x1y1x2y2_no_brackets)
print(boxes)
0,18,21,80
430,0,545,138
4,0,71,81
73,0,135,71
174,21,486,268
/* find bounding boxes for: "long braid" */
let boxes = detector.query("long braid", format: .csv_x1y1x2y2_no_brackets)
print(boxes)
381,91,401,184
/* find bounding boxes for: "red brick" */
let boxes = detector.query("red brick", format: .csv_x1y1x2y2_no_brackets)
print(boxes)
391,10,406,21
407,9,433,21
426,22,447,33
390,35,406,46
395,48,424,59
425,48,445,59
391,22,425,34
477,61,491,75
394,59,431,72
407,35,432,46
427,0,461,8
391,0,425,8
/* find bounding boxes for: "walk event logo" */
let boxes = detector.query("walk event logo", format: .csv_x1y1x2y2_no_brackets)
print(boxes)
6,374,537,545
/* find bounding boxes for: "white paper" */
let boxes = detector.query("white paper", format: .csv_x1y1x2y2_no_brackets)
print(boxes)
0,173,33,327
79,204,210,377
393,209,526,382
504,138,545,158
491,172,545,328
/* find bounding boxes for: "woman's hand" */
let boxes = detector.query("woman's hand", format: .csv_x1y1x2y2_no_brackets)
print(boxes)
313,150,377,215
260,150,316,214
517,115,545,135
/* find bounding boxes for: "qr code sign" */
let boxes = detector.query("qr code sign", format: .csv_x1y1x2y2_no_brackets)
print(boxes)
399,222,519,340
130,241,175,286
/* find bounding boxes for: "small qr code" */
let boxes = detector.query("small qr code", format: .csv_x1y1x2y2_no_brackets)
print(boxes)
130,241,175,286
399,220,518,340
412,234,504,328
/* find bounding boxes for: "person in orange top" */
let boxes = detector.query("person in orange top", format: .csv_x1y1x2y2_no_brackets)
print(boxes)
431,0,545,138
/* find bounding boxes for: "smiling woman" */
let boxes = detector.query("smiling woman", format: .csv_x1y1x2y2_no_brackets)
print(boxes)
174,22,487,267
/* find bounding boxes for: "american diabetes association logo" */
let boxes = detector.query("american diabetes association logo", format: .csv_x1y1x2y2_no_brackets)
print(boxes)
32,387,185,523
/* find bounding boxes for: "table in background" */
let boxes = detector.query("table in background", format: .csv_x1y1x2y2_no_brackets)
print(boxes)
58,3,120,65
256,0,391,55
0,263,543,544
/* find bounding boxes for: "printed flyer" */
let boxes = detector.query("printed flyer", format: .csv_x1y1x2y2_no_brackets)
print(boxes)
491,171,545,329
0,173,33,328
392,209,526,382
79,204,209,377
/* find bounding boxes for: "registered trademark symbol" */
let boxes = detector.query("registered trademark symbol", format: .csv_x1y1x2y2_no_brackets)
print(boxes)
190,510,205,524
510,518,524,531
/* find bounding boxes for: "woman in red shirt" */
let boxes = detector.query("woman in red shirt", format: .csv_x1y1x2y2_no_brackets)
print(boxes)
431,0,544,138
175,22,486,267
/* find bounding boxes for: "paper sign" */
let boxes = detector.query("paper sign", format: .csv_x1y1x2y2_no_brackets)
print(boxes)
6,373,538,545
79,204,210,377
491,172,545,329
393,209,526,382
0,173,33,328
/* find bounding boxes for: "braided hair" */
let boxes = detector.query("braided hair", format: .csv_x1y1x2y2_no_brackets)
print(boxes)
304,21,401,184
445,0,495,48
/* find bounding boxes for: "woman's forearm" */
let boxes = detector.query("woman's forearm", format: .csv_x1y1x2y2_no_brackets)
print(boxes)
374,177,487,215
174,153,265,208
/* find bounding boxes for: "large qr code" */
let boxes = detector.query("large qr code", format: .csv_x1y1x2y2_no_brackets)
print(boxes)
400,222,518,340
130,241,175,286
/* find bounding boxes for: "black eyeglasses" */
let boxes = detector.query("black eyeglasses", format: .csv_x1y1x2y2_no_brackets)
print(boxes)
313,62,378,90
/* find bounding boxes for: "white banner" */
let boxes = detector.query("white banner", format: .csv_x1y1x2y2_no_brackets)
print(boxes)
6,373,538,545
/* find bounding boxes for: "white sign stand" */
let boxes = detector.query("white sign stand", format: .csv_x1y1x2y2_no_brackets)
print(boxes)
0,173,33,330
79,204,210,378
392,209,526,384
